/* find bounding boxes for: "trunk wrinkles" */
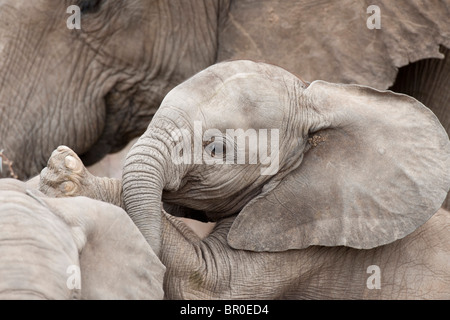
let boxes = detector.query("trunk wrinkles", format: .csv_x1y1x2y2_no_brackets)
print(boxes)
122,118,183,256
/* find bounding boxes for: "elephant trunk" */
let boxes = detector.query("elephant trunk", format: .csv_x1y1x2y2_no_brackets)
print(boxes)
122,120,182,256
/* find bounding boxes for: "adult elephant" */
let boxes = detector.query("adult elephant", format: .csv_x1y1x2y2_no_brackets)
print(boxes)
0,0,226,180
39,61,450,299
0,179,164,300
1,1,449,201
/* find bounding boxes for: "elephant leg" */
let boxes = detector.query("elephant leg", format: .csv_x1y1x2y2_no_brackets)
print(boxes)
38,146,123,207
38,146,216,238
390,45,450,210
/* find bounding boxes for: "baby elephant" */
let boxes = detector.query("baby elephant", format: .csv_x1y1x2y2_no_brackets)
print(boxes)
39,146,450,299
0,179,164,300
40,60,450,299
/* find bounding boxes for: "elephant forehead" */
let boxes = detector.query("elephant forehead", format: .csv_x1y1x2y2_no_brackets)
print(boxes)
161,64,294,129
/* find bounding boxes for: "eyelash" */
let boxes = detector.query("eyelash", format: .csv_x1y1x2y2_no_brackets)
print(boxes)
204,137,238,161
78,0,102,14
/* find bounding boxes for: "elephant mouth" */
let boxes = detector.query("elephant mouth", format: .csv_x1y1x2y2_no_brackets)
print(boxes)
162,202,210,222
298,77,310,88
78,88,131,166
0,149,18,179
79,81,158,167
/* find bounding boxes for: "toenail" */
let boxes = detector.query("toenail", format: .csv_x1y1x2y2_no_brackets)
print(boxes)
57,146,70,152
64,156,77,170
61,181,75,193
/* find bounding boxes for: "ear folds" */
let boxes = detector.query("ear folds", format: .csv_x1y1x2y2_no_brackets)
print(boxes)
228,80,450,252
45,196,165,299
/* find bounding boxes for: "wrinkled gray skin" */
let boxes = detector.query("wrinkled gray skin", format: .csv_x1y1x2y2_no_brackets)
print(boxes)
0,0,225,179
40,61,450,299
0,178,164,300
0,0,449,208
38,152,450,299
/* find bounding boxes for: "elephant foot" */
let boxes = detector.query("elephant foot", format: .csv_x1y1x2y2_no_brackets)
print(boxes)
39,146,93,198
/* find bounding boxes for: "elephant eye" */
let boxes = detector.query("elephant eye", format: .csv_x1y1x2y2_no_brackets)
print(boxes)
203,137,227,159
78,0,102,14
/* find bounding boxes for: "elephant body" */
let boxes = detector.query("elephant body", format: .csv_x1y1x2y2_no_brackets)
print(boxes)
0,179,165,300
1,0,449,212
37,146,450,299
161,209,450,299
38,61,450,299
0,181,79,299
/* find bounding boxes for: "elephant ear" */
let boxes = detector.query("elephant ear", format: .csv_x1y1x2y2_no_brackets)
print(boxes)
228,80,450,252
44,196,166,299
218,0,450,89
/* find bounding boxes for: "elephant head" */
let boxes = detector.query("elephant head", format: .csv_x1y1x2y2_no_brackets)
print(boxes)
2,0,449,187
0,179,164,299
122,60,450,254
0,0,224,180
